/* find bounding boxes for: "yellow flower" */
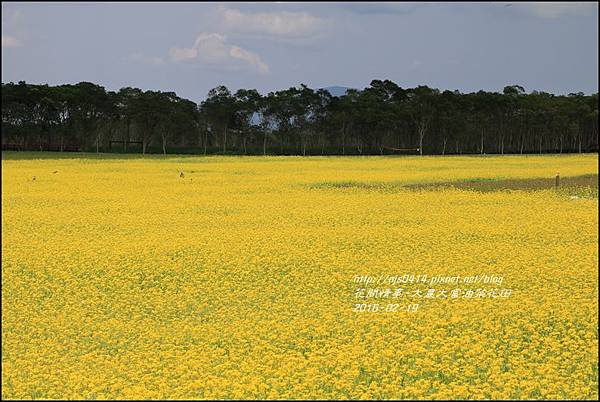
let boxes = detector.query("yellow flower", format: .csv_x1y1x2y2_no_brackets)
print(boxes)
2,154,598,400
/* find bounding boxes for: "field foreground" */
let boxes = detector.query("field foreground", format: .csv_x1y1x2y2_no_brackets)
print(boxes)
2,153,598,399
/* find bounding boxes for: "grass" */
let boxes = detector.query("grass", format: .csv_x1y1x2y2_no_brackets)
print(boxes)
308,174,598,198
407,173,598,197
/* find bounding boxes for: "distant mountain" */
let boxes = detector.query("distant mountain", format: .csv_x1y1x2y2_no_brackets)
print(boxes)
321,86,352,97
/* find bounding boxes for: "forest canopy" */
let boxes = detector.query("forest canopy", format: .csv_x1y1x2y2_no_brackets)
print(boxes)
2,80,598,155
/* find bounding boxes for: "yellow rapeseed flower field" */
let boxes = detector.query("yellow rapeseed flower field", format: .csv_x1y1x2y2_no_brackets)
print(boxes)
2,153,598,400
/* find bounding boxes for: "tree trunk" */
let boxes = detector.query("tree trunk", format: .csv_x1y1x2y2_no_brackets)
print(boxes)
442,138,447,156
480,129,484,155
125,118,130,152
341,122,346,155
418,122,426,156
204,130,208,155
280,133,283,154
520,134,524,154
559,136,563,154
263,132,267,156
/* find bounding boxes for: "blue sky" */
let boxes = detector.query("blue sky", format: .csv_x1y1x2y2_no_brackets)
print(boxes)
1,2,598,102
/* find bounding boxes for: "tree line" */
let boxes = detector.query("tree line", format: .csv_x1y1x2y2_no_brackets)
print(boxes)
2,80,598,155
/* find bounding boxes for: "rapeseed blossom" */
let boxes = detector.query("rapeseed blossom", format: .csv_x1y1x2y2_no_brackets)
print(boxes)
1,154,598,399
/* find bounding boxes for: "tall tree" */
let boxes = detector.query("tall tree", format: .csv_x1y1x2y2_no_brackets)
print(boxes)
201,86,236,153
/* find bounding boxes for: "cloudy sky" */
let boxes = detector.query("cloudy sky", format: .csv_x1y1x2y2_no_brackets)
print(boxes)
1,2,598,101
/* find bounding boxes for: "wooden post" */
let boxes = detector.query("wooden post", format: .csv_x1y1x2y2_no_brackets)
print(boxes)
555,172,560,188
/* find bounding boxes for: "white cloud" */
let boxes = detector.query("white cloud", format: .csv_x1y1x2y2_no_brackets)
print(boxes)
129,52,165,65
169,33,269,75
229,45,269,74
2,35,21,48
341,3,421,15
521,2,596,19
220,7,323,37
2,6,24,48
